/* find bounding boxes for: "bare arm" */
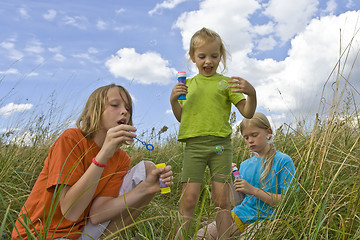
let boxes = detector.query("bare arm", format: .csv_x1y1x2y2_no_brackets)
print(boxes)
170,83,187,122
228,77,257,119
89,165,173,224
234,179,282,207
59,125,137,222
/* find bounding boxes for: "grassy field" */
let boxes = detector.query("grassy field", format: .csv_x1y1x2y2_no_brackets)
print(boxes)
1,50,359,239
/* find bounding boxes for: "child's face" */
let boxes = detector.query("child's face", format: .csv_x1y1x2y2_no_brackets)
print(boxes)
100,87,131,131
191,40,221,77
241,124,271,157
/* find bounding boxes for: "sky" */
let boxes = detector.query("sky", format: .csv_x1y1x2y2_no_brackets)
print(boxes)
0,0,359,144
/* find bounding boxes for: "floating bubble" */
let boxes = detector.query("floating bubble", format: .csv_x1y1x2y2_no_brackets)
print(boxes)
214,145,224,154
218,80,228,90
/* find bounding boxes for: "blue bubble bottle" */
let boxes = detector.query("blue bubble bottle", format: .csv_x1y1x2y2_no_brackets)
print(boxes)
177,71,186,100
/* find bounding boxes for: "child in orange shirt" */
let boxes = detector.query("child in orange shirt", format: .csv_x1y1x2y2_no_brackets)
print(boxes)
12,84,173,240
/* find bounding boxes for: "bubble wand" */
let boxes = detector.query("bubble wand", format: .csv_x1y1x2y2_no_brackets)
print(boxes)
134,136,154,151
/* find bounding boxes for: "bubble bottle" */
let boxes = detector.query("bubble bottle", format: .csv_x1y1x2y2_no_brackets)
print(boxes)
177,71,187,100
155,163,171,194
232,166,241,179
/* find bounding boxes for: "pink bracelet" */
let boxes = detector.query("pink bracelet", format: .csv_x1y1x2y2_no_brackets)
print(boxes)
92,157,107,168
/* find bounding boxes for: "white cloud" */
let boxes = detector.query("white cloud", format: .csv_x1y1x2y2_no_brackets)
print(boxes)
48,46,66,62
257,36,277,51
252,22,275,36
175,0,360,125
236,11,360,121
54,53,66,62
18,8,30,19
0,41,24,60
105,48,177,85
63,16,88,30
0,103,33,117
346,0,355,9
166,109,173,114
0,41,15,50
174,0,260,53
115,8,125,15
0,68,19,75
25,39,44,54
88,47,99,54
27,72,39,77
43,9,57,21
96,19,107,30
72,47,100,64
149,0,188,15
72,53,100,64
263,0,319,42
322,0,337,15
113,25,134,32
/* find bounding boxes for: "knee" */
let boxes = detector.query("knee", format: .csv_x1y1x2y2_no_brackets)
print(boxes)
181,193,199,210
213,195,231,209
144,161,156,175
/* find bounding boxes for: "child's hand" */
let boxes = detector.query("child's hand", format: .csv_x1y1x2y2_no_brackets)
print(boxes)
144,165,174,194
158,165,174,187
228,77,256,97
234,179,257,196
170,83,188,103
100,125,137,160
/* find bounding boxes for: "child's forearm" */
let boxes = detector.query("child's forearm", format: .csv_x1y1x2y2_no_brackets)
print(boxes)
235,94,257,119
252,187,282,207
89,180,156,224
170,101,182,122
243,94,257,118
60,163,105,222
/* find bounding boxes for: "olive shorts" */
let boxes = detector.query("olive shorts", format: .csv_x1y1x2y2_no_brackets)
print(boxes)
181,135,232,183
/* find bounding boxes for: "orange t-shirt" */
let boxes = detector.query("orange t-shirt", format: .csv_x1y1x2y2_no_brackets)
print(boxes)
12,128,131,240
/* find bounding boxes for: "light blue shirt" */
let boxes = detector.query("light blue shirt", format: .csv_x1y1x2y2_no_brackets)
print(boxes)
232,151,296,223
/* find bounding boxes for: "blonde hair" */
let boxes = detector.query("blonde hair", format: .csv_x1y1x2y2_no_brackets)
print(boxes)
76,84,133,139
240,112,276,186
188,27,228,72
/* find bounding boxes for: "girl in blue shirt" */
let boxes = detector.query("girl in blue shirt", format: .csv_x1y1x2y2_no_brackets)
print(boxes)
197,112,296,239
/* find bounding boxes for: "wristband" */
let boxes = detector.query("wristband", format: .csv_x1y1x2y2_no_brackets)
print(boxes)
92,157,107,168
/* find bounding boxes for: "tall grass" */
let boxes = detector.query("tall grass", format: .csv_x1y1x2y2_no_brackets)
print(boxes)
1,39,359,240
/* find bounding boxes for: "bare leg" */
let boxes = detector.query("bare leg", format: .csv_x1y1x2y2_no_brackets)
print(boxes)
212,181,232,239
176,182,202,239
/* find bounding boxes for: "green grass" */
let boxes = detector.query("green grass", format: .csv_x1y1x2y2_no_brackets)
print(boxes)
1,108,359,239
1,37,359,240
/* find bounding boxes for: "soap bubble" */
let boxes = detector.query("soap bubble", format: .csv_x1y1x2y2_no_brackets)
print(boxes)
214,145,224,154
218,80,228,90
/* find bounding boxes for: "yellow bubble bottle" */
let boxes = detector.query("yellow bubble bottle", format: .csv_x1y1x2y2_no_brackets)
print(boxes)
156,163,171,194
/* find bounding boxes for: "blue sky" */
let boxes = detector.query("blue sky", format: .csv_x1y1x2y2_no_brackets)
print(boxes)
0,0,359,144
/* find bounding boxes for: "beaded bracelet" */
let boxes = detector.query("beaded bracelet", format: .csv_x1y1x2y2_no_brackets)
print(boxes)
92,157,107,168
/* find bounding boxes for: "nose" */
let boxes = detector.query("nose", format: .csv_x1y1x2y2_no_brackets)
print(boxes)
205,57,211,64
120,105,128,115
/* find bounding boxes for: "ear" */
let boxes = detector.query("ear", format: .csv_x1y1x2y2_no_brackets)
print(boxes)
267,128,273,135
